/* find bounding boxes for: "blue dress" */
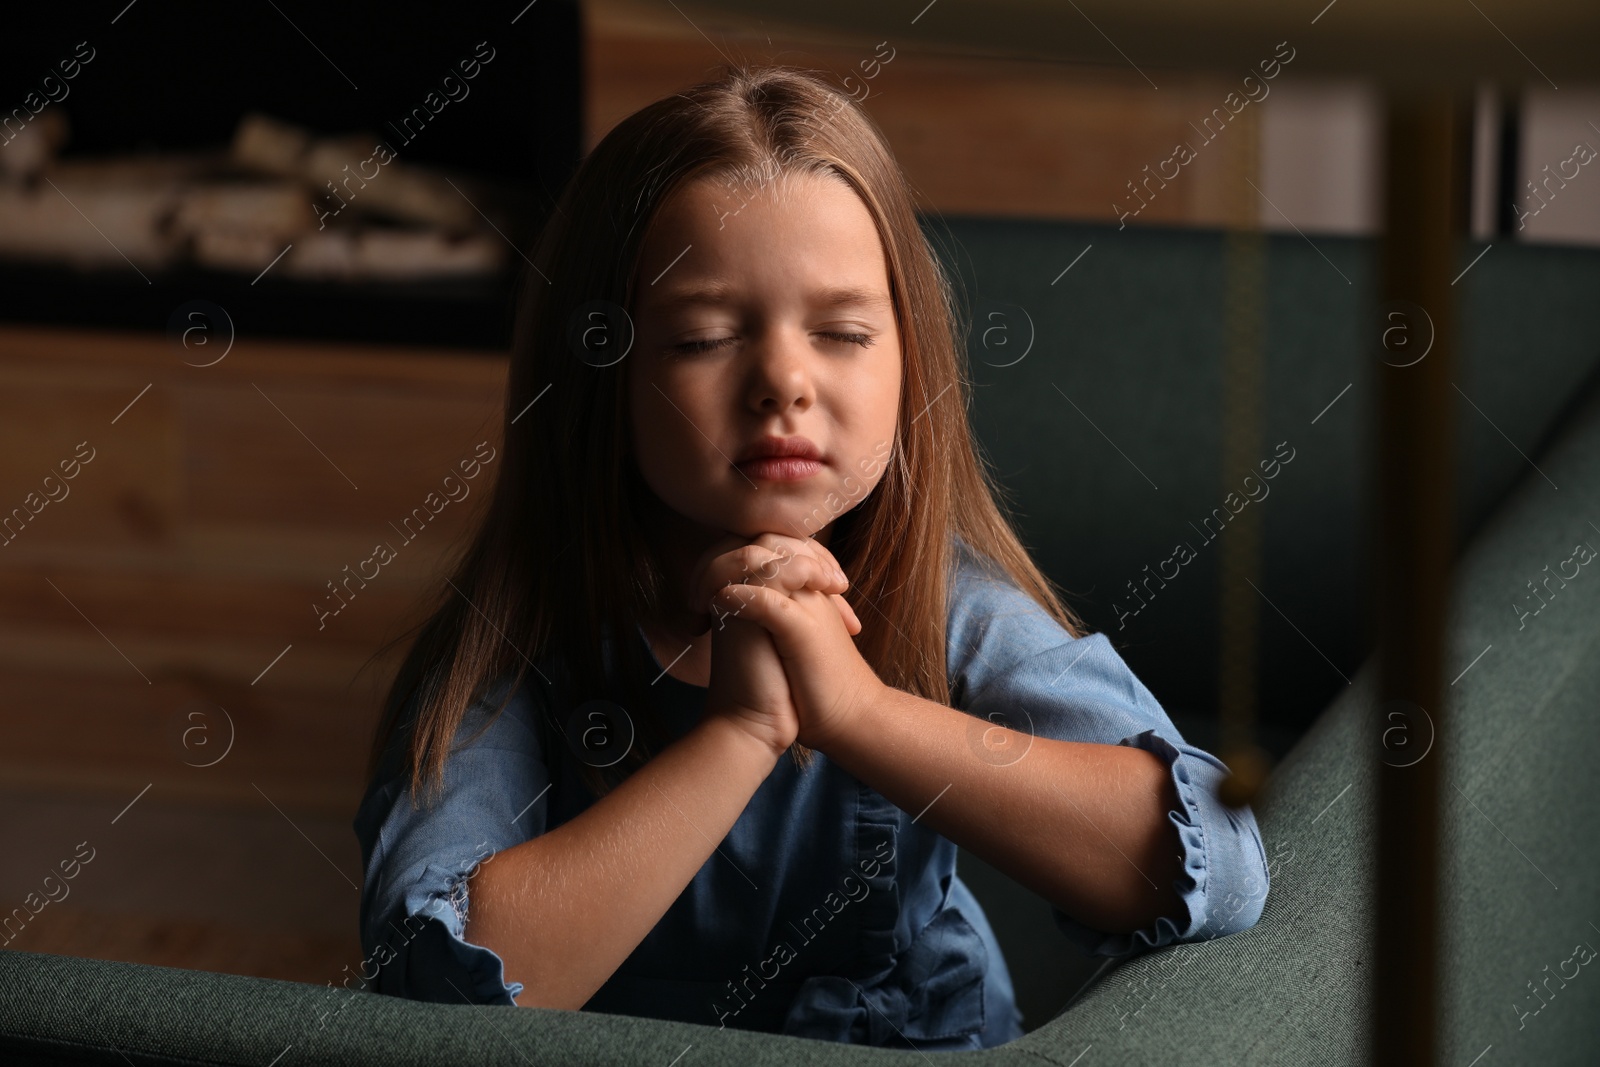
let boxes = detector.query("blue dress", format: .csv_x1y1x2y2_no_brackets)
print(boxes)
351,536,1270,1051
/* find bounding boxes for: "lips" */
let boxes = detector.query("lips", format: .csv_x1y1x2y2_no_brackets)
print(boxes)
734,436,824,464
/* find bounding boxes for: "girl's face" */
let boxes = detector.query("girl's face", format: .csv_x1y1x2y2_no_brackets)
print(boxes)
627,170,902,545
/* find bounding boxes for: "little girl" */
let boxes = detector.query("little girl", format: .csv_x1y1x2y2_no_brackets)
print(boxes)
352,64,1269,1052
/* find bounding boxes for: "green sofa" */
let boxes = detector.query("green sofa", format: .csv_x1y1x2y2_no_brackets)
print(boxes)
4,219,1599,1064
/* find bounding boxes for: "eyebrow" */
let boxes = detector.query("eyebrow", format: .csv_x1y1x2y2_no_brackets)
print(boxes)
650,282,894,313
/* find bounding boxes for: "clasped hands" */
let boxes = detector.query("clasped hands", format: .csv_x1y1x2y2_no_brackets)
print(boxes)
684,532,884,756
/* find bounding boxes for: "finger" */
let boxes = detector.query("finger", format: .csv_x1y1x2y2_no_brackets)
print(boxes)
710,581,799,643
746,541,848,596
786,554,847,596
750,532,848,584
691,542,782,628
833,594,862,635
714,583,860,648
688,534,765,606
735,562,854,633
703,546,842,612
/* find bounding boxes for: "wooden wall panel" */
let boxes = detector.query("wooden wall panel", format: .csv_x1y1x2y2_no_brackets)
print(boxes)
586,0,1254,226
0,323,509,817
180,384,501,530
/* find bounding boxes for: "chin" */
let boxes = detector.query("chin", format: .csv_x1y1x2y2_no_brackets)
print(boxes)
714,500,829,541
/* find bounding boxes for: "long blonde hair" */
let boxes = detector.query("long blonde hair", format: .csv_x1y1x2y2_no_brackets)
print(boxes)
364,63,1088,809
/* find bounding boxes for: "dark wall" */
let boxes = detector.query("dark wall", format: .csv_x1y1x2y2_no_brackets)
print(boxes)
1,1,583,349
3,1,580,191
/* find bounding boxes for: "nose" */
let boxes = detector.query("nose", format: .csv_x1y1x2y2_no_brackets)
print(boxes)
744,324,816,414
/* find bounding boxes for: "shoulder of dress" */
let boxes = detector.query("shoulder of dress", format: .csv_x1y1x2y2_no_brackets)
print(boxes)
944,538,1088,698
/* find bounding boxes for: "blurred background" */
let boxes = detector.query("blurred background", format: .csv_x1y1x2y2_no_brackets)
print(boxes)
1,0,1597,1036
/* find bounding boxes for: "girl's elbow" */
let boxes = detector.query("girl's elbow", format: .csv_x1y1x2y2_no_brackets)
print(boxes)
1188,889,1262,942
1205,861,1271,938
1226,886,1268,935
1219,817,1273,937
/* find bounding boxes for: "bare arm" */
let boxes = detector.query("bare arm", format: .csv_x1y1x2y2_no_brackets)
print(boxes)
820,687,1185,934
464,714,781,1010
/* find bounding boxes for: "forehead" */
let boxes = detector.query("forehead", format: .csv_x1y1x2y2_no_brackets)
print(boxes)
649,279,894,314
635,170,894,313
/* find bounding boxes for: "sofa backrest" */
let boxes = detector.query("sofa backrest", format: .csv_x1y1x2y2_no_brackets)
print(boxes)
928,216,1600,746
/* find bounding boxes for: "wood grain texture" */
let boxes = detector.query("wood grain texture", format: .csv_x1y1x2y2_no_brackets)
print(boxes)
0,322,509,818
586,0,1255,226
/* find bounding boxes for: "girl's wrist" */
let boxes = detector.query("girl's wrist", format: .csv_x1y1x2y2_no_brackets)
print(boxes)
695,707,791,768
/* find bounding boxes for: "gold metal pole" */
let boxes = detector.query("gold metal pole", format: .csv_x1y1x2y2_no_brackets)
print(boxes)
1372,85,1472,1067
1218,96,1272,808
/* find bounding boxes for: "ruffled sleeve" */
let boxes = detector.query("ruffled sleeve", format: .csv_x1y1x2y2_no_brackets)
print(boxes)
351,676,553,1005
947,541,1271,958
1044,724,1270,956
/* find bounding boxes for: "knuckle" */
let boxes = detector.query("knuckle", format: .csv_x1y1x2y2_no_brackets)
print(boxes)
801,556,831,587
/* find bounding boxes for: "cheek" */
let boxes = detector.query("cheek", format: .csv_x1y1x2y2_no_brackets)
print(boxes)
866,344,903,434
636,366,695,441
629,369,706,481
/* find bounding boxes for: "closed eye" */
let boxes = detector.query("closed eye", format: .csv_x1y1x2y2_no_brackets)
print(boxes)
672,336,735,354
672,331,877,354
820,331,877,348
